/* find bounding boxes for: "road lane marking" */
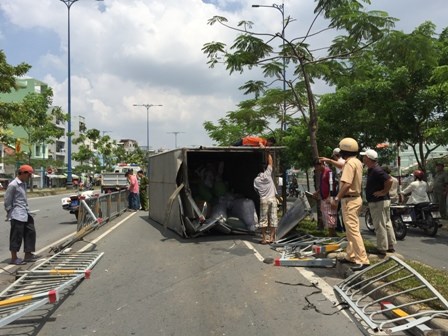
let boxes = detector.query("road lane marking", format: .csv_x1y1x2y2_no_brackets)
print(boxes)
78,212,136,252
243,240,358,328
0,212,136,274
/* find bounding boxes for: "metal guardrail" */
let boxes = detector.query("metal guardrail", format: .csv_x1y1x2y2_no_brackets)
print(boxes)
0,251,104,328
51,189,129,252
76,189,128,232
334,256,448,334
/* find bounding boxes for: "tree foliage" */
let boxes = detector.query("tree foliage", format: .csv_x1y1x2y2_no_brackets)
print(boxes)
10,87,66,165
0,50,31,143
203,0,396,166
318,22,448,172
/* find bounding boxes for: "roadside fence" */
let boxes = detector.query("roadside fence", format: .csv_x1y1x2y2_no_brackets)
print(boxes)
51,189,129,252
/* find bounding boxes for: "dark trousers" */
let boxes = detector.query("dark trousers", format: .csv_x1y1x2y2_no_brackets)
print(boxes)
10,215,36,253
128,192,139,210
336,201,345,232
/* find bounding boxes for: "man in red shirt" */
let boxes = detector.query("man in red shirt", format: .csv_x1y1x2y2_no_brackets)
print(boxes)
125,171,140,211
313,159,337,236
233,136,276,148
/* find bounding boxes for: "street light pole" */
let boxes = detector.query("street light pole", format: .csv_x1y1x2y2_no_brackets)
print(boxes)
167,131,185,149
133,104,163,153
59,0,103,188
252,2,287,131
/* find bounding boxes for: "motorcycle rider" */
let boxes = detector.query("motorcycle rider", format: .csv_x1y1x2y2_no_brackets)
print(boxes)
400,170,429,204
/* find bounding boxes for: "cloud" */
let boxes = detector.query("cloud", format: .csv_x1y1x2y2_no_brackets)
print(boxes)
1,0,447,150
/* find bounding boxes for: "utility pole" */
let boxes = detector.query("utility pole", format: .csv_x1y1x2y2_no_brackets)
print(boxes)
133,104,163,152
167,131,185,149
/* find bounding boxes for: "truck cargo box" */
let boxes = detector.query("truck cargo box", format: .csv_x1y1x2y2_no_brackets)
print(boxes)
148,147,283,237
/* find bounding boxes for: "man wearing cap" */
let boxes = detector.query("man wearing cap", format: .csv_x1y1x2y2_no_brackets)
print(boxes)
4,165,40,265
362,149,396,255
432,163,448,219
330,138,370,271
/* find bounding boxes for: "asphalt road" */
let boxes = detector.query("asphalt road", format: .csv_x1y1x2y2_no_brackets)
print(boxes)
359,216,448,271
0,193,78,263
0,193,446,335
0,213,364,336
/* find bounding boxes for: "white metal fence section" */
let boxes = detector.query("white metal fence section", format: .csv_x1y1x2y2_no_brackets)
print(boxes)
333,255,448,334
0,251,104,328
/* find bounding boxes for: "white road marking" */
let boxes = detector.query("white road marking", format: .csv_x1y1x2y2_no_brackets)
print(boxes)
79,212,136,252
244,240,354,322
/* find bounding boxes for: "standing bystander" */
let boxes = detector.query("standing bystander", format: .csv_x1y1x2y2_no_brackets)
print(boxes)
125,171,140,211
313,159,337,237
432,163,448,219
4,165,41,265
361,149,396,255
137,170,149,211
254,152,278,244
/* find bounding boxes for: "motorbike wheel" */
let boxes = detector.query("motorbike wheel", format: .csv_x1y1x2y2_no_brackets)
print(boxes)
365,209,375,232
392,217,407,240
423,215,438,236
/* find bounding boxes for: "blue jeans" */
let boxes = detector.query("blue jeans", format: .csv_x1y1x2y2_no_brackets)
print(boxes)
128,192,139,210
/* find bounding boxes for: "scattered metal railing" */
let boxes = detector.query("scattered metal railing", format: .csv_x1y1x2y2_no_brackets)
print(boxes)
0,251,103,328
334,256,448,334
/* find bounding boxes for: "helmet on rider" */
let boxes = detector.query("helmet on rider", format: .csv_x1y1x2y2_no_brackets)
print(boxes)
338,138,359,158
413,170,424,180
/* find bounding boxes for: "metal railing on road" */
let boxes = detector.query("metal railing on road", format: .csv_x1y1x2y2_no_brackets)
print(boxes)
51,189,129,252
0,251,104,328
334,256,448,334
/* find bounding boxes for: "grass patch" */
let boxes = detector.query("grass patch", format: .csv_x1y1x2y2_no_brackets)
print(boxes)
294,218,448,308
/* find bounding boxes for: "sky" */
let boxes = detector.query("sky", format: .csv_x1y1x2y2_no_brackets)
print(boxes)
0,0,446,151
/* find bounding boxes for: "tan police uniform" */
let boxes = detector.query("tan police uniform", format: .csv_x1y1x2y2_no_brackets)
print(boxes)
340,156,370,265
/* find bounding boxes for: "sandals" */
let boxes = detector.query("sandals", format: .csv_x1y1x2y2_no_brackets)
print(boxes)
9,258,26,265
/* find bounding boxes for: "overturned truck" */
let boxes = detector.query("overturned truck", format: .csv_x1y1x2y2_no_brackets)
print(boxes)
148,147,285,238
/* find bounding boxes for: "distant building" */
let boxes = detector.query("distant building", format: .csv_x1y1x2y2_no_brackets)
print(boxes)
118,139,139,153
0,77,95,174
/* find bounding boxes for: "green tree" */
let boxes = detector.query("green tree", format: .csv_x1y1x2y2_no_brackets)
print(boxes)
11,88,66,162
202,0,395,162
318,22,448,172
204,88,286,145
0,50,31,143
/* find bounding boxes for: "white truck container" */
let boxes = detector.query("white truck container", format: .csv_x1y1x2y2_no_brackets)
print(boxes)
100,164,141,193
147,147,284,238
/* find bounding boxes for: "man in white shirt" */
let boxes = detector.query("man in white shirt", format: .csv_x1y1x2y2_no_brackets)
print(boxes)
254,153,278,244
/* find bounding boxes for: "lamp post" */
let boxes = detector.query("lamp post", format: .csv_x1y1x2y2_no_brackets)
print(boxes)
252,2,287,131
133,104,163,153
59,0,103,188
167,131,185,149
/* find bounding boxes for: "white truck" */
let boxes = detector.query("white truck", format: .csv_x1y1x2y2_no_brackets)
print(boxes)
100,164,141,193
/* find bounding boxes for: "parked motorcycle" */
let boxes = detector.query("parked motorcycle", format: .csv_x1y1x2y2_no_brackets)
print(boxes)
61,190,99,220
364,205,407,240
365,202,440,237
391,202,440,236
